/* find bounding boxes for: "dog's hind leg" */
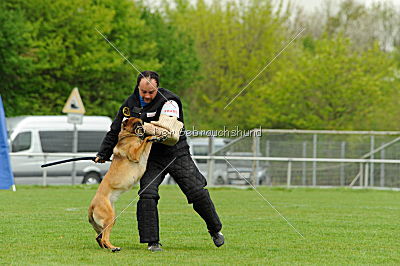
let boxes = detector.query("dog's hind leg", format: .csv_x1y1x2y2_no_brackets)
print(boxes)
99,201,121,252
102,220,120,252
89,204,108,249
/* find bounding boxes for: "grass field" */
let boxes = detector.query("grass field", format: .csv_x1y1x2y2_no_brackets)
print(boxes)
0,185,399,265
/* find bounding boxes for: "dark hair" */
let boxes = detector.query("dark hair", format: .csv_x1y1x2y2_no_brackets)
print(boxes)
136,71,159,88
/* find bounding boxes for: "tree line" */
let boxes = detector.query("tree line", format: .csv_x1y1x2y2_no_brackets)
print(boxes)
1,0,399,130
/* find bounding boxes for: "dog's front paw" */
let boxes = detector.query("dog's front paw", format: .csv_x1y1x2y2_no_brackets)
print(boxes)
146,135,168,143
146,136,159,142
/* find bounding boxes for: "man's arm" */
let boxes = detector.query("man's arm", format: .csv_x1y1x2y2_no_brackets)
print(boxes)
96,104,125,161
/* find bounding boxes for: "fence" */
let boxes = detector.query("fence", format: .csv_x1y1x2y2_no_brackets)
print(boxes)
9,129,400,188
203,129,400,188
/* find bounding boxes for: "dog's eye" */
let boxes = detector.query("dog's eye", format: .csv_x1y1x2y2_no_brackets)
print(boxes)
133,122,142,128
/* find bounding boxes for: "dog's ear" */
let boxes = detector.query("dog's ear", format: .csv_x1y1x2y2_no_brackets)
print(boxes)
122,119,129,130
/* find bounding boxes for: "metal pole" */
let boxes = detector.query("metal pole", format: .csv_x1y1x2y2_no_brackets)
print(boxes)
340,141,346,186
380,149,385,187
360,163,364,187
364,163,369,187
370,135,375,186
251,130,260,186
287,160,292,187
43,154,47,186
266,140,271,185
255,130,260,184
207,135,215,186
71,123,78,185
302,141,307,186
312,134,317,186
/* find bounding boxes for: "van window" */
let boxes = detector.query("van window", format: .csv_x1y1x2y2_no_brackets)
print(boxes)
12,132,31,152
39,131,73,152
39,131,107,153
78,131,107,152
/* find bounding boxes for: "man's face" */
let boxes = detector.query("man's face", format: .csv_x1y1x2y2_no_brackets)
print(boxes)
138,78,158,103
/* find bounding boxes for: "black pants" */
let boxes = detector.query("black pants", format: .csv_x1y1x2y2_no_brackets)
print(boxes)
136,148,222,243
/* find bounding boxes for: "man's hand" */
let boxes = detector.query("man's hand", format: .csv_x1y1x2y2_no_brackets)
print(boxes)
94,156,106,163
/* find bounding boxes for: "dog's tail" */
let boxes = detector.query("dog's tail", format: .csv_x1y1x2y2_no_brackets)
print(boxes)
88,205,103,234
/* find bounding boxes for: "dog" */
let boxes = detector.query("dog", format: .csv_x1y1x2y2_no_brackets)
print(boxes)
88,117,162,252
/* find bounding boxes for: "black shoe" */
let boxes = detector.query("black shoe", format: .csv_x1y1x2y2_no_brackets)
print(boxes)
147,242,163,252
209,231,224,247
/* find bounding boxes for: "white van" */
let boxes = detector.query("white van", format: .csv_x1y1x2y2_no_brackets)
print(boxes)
7,116,112,184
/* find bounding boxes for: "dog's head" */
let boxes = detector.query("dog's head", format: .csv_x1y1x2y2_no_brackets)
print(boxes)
122,117,145,138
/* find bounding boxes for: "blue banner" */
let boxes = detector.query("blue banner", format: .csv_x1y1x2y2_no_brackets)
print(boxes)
0,96,15,190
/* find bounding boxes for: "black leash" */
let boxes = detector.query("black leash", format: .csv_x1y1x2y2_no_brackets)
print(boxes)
41,157,110,168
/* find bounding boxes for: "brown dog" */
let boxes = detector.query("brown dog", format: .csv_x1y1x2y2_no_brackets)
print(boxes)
88,117,161,252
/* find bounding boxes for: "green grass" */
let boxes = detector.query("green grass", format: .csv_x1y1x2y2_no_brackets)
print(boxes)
0,185,399,265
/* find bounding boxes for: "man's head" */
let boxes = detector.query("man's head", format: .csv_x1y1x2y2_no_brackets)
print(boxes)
136,71,159,103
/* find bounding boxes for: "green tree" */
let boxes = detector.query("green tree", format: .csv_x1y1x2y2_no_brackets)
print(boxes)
0,1,34,115
164,0,290,129
138,3,200,125
139,5,200,96
259,36,397,130
1,0,160,117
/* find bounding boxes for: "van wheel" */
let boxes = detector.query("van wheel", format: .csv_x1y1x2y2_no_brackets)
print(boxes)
82,172,101,185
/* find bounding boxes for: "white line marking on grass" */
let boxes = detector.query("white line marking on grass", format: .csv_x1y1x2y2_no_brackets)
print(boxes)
65,208,80,212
